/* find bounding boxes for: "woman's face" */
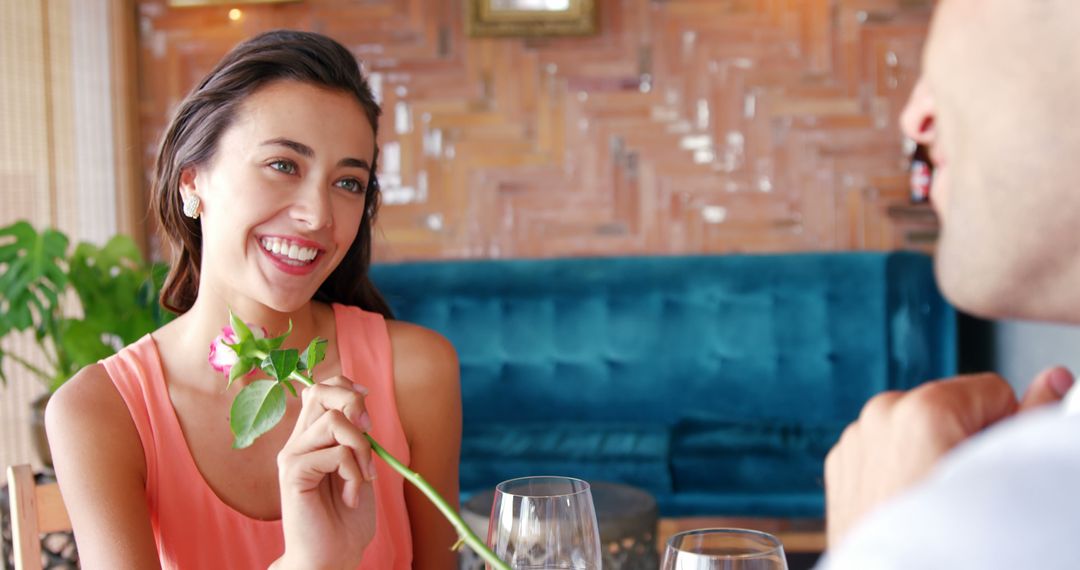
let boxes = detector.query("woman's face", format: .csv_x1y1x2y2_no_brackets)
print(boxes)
181,80,376,312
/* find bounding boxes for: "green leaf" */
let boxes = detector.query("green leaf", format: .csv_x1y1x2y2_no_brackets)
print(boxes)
227,356,258,389
260,349,299,382
299,338,327,374
0,222,172,393
56,319,113,370
0,224,68,318
101,234,144,266
256,320,293,353
48,373,70,392
281,379,298,398
230,380,286,449
229,311,255,344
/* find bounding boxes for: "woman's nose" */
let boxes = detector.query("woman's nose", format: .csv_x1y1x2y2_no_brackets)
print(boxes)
899,78,936,146
290,180,333,231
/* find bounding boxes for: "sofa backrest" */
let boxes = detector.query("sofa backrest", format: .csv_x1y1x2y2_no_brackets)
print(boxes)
370,252,955,429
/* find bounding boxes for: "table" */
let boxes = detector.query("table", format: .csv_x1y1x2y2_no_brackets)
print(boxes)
458,481,659,570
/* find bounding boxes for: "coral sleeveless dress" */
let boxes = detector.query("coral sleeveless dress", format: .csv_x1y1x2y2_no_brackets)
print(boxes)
102,304,412,569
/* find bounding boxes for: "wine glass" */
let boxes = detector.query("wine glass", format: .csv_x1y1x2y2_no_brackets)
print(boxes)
486,476,602,570
661,528,788,570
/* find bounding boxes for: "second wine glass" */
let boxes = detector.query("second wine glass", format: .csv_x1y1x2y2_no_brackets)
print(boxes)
662,528,788,570
486,476,602,570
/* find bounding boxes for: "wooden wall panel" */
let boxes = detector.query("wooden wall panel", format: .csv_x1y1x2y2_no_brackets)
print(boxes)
136,0,936,261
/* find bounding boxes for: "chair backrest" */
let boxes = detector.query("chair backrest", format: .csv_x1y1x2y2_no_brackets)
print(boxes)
6,464,72,570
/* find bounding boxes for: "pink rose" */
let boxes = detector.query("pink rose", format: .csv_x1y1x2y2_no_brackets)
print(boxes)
208,324,267,375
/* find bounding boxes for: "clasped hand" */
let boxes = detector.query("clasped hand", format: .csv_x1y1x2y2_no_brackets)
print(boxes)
272,375,377,570
825,366,1075,546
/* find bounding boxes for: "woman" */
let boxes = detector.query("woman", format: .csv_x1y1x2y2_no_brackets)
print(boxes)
46,30,461,569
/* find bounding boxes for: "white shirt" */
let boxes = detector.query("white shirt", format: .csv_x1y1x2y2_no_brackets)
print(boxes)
817,405,1080,570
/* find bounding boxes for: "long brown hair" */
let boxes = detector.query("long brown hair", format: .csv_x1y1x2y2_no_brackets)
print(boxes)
152,30,392,318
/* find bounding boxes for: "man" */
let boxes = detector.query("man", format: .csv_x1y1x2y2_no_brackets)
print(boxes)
819,1,1080,568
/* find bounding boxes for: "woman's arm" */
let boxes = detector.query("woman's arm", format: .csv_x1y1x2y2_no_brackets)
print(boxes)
389,321,463,570
45,363,162,569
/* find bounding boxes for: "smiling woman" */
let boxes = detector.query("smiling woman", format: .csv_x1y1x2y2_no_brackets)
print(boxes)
44,30,463,570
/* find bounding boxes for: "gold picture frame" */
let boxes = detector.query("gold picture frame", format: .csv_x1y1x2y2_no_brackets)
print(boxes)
167,0,300,7
466,0,597,38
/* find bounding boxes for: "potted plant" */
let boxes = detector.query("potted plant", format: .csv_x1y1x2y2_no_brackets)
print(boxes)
0,221,172,466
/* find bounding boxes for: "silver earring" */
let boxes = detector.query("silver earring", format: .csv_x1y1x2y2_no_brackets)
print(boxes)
182,194,201,219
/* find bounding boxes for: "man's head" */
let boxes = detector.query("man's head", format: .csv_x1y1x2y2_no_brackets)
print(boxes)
901,0,1080,322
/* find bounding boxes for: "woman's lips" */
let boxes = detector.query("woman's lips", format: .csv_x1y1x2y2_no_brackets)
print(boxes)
257,237,323,276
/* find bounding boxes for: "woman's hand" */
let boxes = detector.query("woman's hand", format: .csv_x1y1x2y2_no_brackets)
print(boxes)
272,375,377,570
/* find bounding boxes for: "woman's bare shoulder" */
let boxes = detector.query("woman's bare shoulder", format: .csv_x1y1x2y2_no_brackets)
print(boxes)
49,362,125,424
46,363,161,567
385,320,459,389
385,320,460,429
46,362,146,474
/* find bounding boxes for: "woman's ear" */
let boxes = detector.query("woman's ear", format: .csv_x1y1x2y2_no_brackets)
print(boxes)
179,166,203,219
179,166,198,196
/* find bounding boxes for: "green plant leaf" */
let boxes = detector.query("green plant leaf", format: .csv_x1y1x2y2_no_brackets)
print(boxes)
227,356,258,389
101,234,144,266
230,380,286,449
281,379,298,398
299,338,327,374
56,319,113,371
0,222,173,393
256,320,292,353
229,311,255,344
0,223,69,338
260,349,299,382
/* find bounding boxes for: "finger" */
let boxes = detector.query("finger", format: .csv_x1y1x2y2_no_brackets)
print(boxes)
319,374,363,391
824,422,861,546
321,375,372,409
858,390,903,423
284,410,375,482
295,381,370,434
281,445,366,509
906,373,1019,436
1019,366,1074,411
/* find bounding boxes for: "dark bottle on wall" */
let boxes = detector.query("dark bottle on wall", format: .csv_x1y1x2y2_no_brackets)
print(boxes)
909,143,933,204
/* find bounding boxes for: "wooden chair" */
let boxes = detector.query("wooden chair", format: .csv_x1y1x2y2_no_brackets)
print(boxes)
6,464,72,570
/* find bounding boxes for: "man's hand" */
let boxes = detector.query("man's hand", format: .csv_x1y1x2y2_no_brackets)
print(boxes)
824,367,1073,547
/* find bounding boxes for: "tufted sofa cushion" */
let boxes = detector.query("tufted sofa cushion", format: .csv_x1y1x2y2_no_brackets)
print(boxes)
668,416,845,516
370,252,954,517
459,422,672,498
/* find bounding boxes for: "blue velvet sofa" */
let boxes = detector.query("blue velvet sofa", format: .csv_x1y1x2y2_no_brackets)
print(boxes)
370,252,955,518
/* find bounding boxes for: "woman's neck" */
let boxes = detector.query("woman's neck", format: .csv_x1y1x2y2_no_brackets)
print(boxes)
186,294,321,345
163,285,333,389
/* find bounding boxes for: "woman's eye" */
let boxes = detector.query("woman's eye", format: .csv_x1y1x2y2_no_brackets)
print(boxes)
335,178,364,193
269,160,297,174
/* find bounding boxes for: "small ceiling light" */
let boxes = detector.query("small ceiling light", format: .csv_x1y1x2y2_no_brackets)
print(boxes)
228,8,243,20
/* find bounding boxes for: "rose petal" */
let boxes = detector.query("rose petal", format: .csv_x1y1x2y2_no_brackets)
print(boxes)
209,323,269,376
209,336,239,374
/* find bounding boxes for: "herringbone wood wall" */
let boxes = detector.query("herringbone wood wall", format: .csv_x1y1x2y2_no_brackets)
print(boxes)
136,0,937,261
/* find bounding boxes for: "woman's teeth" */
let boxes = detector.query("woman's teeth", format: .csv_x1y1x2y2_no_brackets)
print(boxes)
260,237,319,264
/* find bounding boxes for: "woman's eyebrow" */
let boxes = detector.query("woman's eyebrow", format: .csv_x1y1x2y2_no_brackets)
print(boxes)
261,137,313,157
337,157,371,171
260,137,370,171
